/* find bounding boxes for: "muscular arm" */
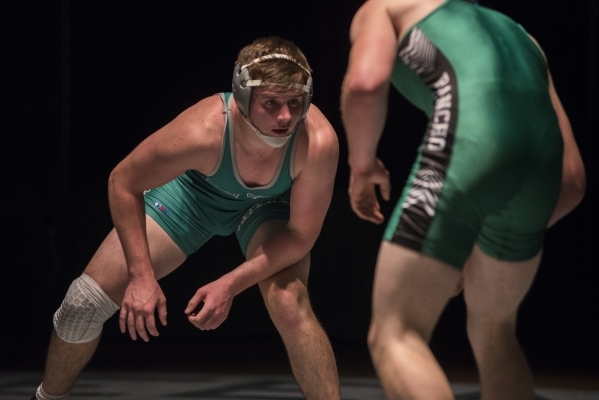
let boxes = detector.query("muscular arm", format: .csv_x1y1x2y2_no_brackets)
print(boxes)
109,98,221,276
238,106,338,283
108,95,223,340
186,105,339,330
340,2,397,223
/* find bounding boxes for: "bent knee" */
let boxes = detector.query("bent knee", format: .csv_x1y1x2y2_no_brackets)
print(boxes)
367,320,422,361
466,313,517,344
264,284,312,330
53,274,119,343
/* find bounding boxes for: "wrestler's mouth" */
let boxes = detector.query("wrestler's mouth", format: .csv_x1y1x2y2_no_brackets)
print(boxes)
270,128,291,135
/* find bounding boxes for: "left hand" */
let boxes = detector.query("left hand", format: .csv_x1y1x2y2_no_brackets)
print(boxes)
119,275,167,342
185,277,234,330
349,158,391,224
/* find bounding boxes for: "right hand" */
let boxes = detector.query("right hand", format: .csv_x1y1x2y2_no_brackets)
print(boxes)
185,276,234,331
119,276,167,342
348,158,391,224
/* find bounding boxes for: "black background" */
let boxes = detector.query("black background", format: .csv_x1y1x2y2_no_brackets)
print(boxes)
1,0,597,381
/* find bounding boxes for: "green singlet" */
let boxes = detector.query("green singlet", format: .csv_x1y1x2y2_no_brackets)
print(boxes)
144,92,302,256
383,0,563,268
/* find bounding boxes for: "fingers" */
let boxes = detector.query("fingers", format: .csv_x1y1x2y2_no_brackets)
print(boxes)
119,308,128,335
349,183,385,224
373,159,392,201
350,199,383,224
185,290,205,315
119,303,165,342
379,175,391,201
351,199,384,224
158,298,168,327
187,306,226,330
126,309,138,341
357,209,384,224
186,289,230,331
144,313,159,339
118,307,142,341
134,313,150,342
349,164,391,224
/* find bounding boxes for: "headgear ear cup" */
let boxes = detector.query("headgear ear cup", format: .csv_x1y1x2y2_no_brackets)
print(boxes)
302,75,313,119
232,54,313,119
232,63,253,117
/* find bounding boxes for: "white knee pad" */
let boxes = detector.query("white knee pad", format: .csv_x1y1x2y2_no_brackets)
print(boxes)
53,273,119,343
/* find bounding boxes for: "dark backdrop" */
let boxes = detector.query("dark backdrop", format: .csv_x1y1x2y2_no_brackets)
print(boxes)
1,0,597,380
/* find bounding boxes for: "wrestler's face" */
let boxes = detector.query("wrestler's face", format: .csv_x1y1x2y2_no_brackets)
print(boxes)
249,86,304,137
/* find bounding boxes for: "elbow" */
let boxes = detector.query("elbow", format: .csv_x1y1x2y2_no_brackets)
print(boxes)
562,167,586,211
107,165,131,199
550,165,586,227
107,172,122,205
563,152,587,209
107,166,121,194
343,76,387,95
342,69,389,97
294,228,320,255
547,161,586,228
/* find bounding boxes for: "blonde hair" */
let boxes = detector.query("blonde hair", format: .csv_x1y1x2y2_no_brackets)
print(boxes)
235,36,312,88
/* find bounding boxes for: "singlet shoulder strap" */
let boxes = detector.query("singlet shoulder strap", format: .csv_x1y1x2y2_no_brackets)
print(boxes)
220,92,233,113
204,93,233,177
286,118,304,180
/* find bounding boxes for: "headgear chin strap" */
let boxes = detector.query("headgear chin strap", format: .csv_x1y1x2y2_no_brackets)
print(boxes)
232,53,313,119
242,116,293,148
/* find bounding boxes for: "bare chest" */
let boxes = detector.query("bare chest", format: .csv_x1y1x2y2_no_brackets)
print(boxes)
233,147,286,187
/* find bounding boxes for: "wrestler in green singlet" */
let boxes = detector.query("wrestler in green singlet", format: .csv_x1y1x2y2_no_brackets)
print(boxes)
383,0,563,268
145,92,301,256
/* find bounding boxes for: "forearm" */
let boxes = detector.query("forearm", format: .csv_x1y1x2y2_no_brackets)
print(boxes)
223,229,313,295
341,82,389,172
108,173,153,279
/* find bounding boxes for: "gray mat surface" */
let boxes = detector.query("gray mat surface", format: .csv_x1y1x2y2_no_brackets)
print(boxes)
1,372,598,399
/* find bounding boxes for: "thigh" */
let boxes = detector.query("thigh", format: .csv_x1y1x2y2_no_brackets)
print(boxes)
145,184,217,257
258,256,311,308
373,241,462,341
84,215,187,303
463,245,540,321
383,150,482,270
235,197,291,257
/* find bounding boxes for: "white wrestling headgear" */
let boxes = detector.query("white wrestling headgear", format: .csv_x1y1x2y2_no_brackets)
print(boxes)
231,54,313,148
232,53,313,119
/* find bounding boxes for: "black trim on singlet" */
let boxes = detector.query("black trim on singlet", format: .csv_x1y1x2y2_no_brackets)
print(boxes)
391,28,459,251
